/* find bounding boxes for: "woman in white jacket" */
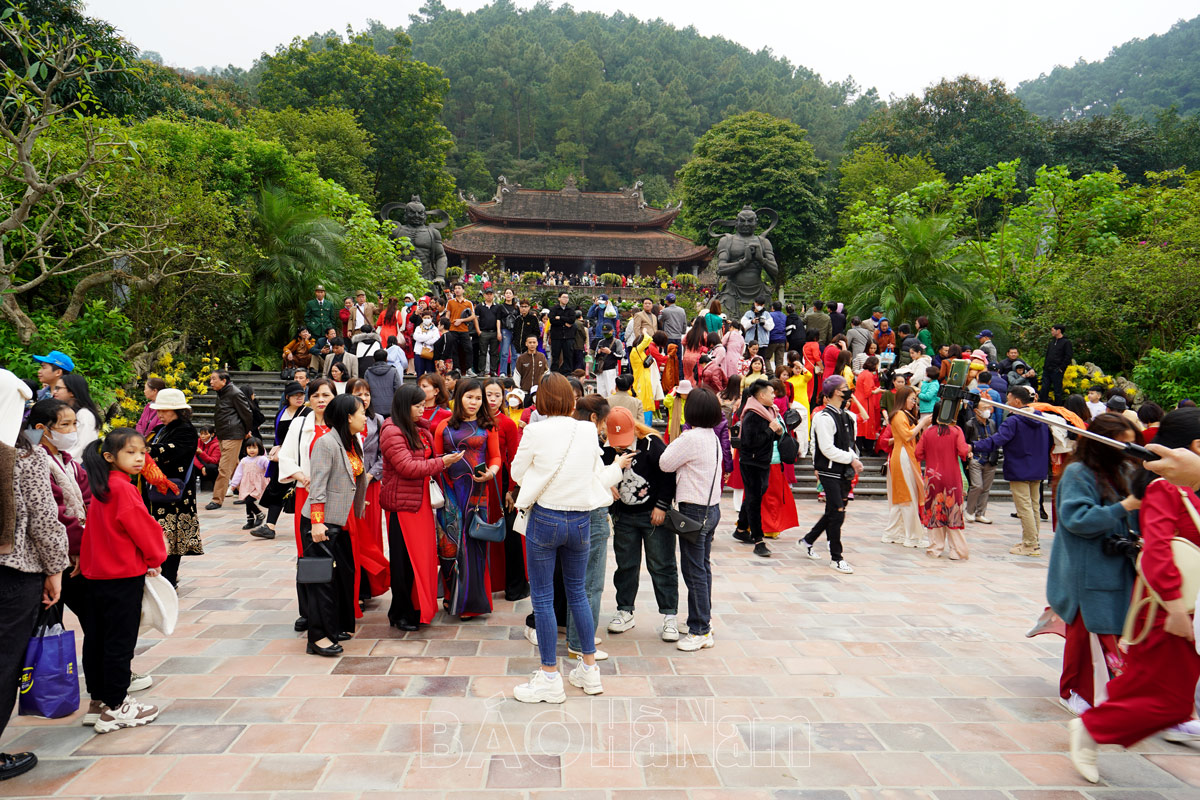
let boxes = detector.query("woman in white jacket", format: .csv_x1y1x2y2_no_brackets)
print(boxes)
276,377,337,633
411,311,440,376
509,373,630,703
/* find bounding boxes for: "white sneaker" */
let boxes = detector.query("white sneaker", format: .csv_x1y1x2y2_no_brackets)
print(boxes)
661,616,679,642
608,610,635,633
964,512,976,523
804,544,822,560
1059,691,1092,717
1068,718,1100,783
568,662,604,695
524,626,537,646
567,647,609,661
975,515,993,525
1163,719,1200,743
513,669,566,704
831,559,854,574
129,672,153,693
677,632,714,652
93,697,159,734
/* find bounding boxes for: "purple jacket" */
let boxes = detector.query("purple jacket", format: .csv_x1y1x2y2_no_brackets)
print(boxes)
972,409,1051,482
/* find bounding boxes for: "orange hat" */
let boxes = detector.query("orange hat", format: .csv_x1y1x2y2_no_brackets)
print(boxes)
606,406,636,448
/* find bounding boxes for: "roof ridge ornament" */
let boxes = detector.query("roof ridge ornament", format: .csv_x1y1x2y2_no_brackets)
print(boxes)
561,174,580,195
493,175,520,203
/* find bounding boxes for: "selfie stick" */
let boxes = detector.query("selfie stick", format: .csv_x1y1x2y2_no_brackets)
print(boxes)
982,399,1159,462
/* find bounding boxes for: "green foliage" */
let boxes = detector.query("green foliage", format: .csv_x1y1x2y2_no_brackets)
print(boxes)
0,300,134,404
837,144,944,214
246,108,377,202
256,29,456,211
402,2,879,192
446,266,464,281
599,273,622,287
676,112,829,284
135,61,254,124
851,76,1047,183
1017,16,1200,120
1133,341,1200,408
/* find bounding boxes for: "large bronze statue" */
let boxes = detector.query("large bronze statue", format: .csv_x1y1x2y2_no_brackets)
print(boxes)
381,195,449,287
710,205,779,316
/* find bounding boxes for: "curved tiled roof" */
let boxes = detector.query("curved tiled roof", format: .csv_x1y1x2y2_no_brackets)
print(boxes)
467,188,679,227
445,224,711,263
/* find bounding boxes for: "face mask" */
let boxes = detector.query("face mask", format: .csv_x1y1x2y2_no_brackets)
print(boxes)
47,429,77,451
979,409,992,420
507,396,520,407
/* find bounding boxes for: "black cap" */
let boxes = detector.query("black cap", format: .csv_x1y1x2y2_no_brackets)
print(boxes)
284,381,305,397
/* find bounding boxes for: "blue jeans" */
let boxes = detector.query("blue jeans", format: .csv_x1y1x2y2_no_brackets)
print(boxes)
676,502,720,635
525,505,594,666
566,508,610,653
500,328,517,376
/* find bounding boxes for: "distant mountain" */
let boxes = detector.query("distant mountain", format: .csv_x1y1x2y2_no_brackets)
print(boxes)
1017,15,1200,119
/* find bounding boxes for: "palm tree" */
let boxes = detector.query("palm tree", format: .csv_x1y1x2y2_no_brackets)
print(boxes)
835,214,1006,342
252,187,346,344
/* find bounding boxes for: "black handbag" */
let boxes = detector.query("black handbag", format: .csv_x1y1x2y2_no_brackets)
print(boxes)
297,541,334,584
777,431,799,465
280,367,296,381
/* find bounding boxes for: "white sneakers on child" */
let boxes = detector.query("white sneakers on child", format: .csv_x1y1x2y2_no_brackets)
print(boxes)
93,697,159,734
608,610,635,633
1059,691,1092,717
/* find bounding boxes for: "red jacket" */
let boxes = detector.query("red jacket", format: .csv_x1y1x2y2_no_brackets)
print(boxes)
380,419,445,513
81,472,167,580
1140,479,1200,602
194,436,221,469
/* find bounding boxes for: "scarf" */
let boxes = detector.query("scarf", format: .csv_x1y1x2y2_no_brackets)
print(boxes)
720,330,744,378
742,395,777,422
42,448,86,525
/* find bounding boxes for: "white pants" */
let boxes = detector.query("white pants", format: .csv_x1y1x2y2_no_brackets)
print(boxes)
595,369,616,399
883,454,924,546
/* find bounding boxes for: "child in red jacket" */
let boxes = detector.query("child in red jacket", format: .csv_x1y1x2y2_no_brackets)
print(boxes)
81,428,167,734
193,425,221,489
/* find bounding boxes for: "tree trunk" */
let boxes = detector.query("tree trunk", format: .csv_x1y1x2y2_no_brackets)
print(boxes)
0,293,37,344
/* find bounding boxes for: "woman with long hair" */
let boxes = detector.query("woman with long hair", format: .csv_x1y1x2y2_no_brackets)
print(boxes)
301,393,367,656
277,377,337,633
803,330,824,403
417,373,452,429
914,412,972,560
253,382,307,540
483,378,527,601
509,374,627,702
682,318,709,384
853,356,882,452
142,389,200,586
345,378,390,613
1046,413,1139,717
376,297,401,347
52,373,101,461
732,379,783,558
565,394,613,659
704,299,723,333
882,385,931,547
380,384,463,629
1069,408,1200,782
432,378,503,617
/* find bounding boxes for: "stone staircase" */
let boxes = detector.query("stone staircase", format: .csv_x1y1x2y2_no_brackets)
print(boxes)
789,454,1018,501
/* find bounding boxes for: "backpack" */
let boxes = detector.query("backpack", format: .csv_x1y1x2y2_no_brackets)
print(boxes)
777,431,799,464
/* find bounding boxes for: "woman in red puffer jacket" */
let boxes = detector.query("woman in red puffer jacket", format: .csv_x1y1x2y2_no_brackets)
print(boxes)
380,384,464,630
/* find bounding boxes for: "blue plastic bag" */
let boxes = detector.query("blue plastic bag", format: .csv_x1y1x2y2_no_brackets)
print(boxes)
19,606,80,719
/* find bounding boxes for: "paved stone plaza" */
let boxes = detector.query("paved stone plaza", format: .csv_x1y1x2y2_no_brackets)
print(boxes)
3,495,1199,799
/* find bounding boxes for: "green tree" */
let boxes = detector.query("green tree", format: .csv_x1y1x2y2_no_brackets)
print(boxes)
676,112,829,285
247,107,377,202
837,144,944,209
257,30,456,211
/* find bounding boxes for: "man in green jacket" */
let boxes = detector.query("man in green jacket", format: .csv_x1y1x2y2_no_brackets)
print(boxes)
304,285,339,339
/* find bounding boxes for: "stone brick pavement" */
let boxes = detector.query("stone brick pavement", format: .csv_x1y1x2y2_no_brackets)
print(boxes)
3,495,1199,799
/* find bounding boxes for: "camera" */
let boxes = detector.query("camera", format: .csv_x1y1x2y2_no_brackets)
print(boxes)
1101,531,1141,561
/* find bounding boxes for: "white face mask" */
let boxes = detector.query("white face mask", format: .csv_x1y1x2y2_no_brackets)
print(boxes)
979,409,992,420
47,429,78,451
507,395,520,407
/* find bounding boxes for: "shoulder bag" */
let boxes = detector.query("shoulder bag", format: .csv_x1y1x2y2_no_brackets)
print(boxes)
297,540,334,584
663,440,722,543
467,472,508,542
513,423,578,534
1120,483,1200,647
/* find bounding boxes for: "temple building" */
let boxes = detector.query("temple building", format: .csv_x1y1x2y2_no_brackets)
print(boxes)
444,176,712,277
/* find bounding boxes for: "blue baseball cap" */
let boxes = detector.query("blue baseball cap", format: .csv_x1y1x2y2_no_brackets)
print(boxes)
599,294,608,301
32,350,75,372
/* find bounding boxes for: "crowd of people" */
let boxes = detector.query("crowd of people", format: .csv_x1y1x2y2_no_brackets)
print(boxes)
2,280,1200,787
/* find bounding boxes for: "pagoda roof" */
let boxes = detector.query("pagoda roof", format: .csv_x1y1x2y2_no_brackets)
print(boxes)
463,176,681,228
444,223,711,263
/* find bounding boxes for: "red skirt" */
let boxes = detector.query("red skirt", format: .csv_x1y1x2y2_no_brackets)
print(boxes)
348,480,390,617
762,464,799,534
293,486,308,557
392,495,440,625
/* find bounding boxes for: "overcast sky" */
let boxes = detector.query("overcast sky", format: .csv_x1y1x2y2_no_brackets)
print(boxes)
85,0,1200,99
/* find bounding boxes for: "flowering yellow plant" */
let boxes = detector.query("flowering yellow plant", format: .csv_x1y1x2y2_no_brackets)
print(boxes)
1063,362,1117,395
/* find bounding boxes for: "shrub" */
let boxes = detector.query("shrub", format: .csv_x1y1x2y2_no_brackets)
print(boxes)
1132,341,1200,408
522,271,542,284
674,274,698,288
600,273,623,286
447,266,464,282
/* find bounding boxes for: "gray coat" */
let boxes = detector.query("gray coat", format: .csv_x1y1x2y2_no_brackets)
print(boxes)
363,362,402,418
846,324,874,357
302,432,360,527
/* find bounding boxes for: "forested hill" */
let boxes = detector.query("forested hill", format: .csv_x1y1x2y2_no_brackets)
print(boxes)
402,0,880,201
1016,15,1200,120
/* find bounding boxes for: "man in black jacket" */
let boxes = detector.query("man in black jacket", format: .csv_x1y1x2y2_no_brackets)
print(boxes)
1043,324,1073,405
733,378,782,558
512,300,541,360
207,370,253,510
548,291,575,374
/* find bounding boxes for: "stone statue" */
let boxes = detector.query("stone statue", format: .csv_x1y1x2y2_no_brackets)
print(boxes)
709,205,779,315
380,195,450,287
